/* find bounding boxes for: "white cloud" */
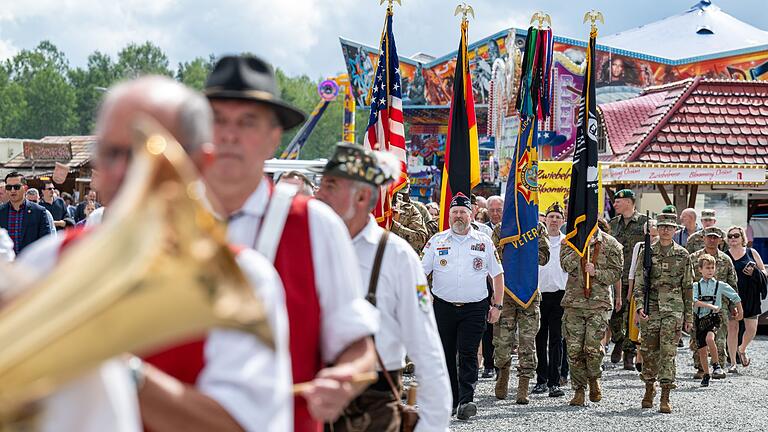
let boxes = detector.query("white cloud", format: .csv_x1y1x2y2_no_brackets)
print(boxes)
0,0,765,78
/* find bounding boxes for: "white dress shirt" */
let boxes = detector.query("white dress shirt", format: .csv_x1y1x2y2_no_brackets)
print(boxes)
539,233,568,293
353,217,451,432
20,213,293,432
227,180,379,364
422,227,503,303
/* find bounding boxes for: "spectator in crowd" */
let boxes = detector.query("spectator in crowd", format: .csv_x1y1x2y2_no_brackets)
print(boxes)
0,172,54,254
25,188,40,203
75,201,98,227
486,196,503,231
674,208,700,246
725,225,767,370
40,181,71,231
61,192,77,219
475,208,490,224
75,190,99,223
277,170,315,196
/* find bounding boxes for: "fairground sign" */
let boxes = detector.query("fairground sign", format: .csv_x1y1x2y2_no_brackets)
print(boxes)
601,163,766,186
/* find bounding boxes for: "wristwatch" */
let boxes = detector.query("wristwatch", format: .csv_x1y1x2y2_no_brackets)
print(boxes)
492,303,503,311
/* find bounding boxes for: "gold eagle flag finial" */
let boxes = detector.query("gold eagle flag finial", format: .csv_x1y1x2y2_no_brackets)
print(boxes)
583,10,604,32
530,11,551,30
454,3,475,21
379,0,402,8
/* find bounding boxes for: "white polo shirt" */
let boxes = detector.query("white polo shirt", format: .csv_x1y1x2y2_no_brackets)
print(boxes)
539,233,568,293
422,227,503,303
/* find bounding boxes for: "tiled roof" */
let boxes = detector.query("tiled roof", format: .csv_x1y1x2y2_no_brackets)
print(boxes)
618,78,768,164
3,136,94,170
598,91,669,157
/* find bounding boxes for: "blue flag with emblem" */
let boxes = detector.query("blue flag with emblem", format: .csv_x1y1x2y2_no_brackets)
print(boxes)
499,27,553,307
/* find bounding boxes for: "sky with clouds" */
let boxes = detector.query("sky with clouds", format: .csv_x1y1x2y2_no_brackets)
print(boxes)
0,0,766,78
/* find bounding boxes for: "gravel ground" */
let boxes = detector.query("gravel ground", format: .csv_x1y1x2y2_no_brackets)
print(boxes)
447,335,768,432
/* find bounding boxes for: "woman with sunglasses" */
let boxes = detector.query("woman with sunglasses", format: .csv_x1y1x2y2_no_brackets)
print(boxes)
725,226,767,371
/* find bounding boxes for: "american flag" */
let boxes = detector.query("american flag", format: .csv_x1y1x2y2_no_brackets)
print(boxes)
364,10,407,228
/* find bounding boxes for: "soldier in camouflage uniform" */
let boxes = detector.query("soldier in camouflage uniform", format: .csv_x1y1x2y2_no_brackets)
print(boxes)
685,209,726,254
411,197,439,239
391,191,428,253
492,221,549,404
633,213,694,414
560,229,623,406
688,227,738,378
608,189,648,370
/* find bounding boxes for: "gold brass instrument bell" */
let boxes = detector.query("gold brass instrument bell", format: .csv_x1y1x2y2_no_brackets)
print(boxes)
0,117,273,421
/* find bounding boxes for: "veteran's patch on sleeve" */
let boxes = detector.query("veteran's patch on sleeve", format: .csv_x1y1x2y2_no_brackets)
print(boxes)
416,284,431,312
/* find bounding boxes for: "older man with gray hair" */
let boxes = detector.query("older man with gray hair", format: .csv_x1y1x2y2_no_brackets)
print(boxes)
674,208,700,246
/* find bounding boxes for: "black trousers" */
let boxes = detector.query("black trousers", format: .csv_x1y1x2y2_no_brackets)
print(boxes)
536,291,565,387
482,322,495,370
433,295,488,408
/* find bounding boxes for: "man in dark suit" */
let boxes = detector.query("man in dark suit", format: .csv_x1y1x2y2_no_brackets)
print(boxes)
74,189,99,223
0,172,53,254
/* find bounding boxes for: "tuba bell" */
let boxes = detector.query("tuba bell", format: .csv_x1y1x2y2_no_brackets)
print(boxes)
0,117,273,422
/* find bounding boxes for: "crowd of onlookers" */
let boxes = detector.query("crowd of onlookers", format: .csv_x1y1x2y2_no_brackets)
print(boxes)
0,171,101,259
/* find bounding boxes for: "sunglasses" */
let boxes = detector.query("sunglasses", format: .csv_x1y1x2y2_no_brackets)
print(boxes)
4,184,22,191
44,187,55,191
727,233,741,239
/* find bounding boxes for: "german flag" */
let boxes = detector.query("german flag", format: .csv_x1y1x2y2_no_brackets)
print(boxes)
439,19,480,231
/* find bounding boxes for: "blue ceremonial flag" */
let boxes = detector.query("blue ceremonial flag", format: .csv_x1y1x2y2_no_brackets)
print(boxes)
499,116,541,307
499,26,553,307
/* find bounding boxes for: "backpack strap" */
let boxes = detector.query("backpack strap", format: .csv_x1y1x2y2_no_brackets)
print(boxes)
695,282,701,316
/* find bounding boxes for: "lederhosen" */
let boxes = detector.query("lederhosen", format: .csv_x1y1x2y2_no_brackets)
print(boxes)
694,281,721,349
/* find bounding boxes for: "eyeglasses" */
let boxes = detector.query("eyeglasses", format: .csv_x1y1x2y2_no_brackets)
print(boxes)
4,184,22,191
727,233,741,239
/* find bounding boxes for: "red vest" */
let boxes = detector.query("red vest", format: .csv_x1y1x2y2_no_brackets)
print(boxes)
275,194,322,432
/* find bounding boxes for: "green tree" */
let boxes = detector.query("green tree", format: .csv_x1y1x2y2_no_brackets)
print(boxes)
0,65,27,137
116,42,172,78
69,51,119,134
5,41,78,138
176,55,214,91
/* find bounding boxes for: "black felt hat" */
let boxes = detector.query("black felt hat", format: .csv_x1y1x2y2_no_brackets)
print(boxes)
204,55,307,130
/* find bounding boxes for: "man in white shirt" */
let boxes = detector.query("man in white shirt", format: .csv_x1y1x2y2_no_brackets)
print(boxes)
422,193,504,420
532,203,569,398
316,143,451,432
203,54,379,431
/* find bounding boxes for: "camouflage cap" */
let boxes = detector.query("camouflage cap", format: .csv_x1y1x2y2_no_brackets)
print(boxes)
701,209,716,220
546,202,564,216
656,213,679,227
614,189,635,200
703,226,722,237
661,204,677,214
318,143,396,187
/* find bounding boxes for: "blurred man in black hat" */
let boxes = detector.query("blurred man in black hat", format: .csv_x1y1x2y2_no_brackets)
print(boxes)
203,55,378,431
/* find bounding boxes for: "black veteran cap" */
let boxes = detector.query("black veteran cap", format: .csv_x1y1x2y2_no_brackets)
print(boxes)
614,189,635,200
656,213,678,227
701,209,716,220
450,193,472,210
703,226,722,237
546,202,564,216
205,55,307,130
318,143,396,187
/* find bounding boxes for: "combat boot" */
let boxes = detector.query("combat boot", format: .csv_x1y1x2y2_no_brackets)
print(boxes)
515,377,530,405
610,344,622,363
588,378,602,402
659,387,672,413
623,352,635,371
641,382,655,409
495,365,510,400
569,388,585,406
